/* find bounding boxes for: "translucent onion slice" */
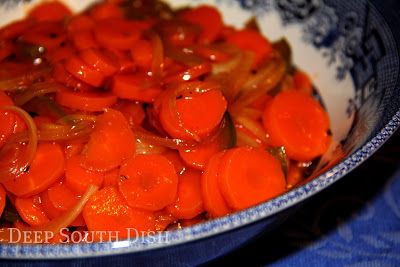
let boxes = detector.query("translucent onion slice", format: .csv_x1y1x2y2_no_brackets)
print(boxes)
149,32,164,79
0,106,38,183
31,184,98,238
135,128,197,150
234,115,268,144
14,81,64,106
0,66,51,92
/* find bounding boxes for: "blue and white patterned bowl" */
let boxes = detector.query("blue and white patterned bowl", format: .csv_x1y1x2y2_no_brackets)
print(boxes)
0,0,399,265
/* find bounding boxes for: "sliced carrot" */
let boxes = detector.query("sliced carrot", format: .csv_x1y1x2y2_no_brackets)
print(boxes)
293,71,313,95
46,45,75,63
28,1,72,22
154,210,176,231
0,19,35,40
113,100,145,127
179,137,222,170
103,168,120,187
21,22,66,50
119,154,178,211
201,152,231,218
166,170,204,219
80,48,119,76
90,2,123,20
0,185,5,217
262,90,331,162
67,15,95,33
180,5,223,44
94,19,142,50
162,150,186,176
112,73,162,103
218,147,286,210
160,85,227,140
108,49,136,72
64,55,105,87
47,181,80,212
15,195,50,226
82,109,136,171
83,186,157,240
2,143,65,197
65,155,104,194
0,92,17,147
70,30,99,50
40,188,62,219
52,63,94,91
131,40,153,70
226,29,273,67
157,20,199,47
64,141,85,159
56,89,117,112
165,63,212,84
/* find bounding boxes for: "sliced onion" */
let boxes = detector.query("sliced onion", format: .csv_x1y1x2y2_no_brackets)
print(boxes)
57,114,97,124
149,32,164,80
14,81,63,106
135,128,197,150
14,121,94,142
236,129,260,147
0,106,38,183
31,184,99,238
231,55,286,113
234,115,268,144
0,66,51,92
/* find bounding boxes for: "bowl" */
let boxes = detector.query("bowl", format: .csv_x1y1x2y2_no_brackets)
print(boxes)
0,0,399,265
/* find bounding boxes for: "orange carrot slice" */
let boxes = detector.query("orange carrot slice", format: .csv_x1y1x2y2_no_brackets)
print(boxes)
94,19,142,50
226,29,273,67
70,30,99,50
0,185,5,217
262,90,331,162
201,152,231,218
67,15,95,32
15,195,50,226
180,5,223,44
131,40,153,70
65,155,104,194
159,84,227,140
166,170,204,219
64,55,105,87
80,48,120,76
89,2,123,20
56,89,117,112
22,22,66,50
113,100,145,127
82,109,136,171
3,143,65,197
218,147,286,210
41,180,80,217
83,186,157,240
119,154,178,211
112,73,162,103
28,1,72,22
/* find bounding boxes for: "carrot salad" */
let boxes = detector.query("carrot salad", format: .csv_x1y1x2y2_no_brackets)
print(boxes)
0,0,331,243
